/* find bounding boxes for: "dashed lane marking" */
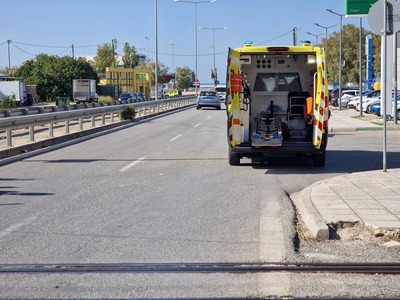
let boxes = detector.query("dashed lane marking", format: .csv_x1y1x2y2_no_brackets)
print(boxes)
119,157,146,172
169,135,182,142
0,216,37,240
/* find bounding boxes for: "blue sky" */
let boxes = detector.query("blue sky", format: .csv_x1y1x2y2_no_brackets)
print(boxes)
1,0,366,84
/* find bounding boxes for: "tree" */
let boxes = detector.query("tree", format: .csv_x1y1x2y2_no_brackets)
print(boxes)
325,24,380,85
122,43,139,69
12,54,98,101
139,59,169,86
94,43,116,73
175,66,193,90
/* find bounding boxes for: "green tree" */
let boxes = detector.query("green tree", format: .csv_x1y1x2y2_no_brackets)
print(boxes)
12,54,98,101
94,43,116,73
139,59,169,85
175,66,193,90
122,43,139,69
325,24,380,85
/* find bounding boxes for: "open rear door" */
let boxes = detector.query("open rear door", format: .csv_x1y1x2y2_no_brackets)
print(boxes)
226,48,242,146
313,47,329,149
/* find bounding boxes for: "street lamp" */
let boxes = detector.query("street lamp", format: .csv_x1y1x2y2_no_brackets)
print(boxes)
199,26,228,85
305,31,325,46
326,9,344,109
174,0,217,84
145,36,150,60
314,22,338,59
165,43,182,72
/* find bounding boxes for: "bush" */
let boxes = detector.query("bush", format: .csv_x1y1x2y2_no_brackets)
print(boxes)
0,94,17,109
121,105,136,120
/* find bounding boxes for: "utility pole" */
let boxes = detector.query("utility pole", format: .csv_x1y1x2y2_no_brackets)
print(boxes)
72,44,75,59
7,40,11,69
293,27,298,46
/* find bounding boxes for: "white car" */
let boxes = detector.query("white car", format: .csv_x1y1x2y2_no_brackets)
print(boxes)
347,90,381,109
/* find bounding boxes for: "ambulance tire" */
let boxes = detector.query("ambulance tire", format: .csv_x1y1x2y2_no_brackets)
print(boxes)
312,150,326,167
228,147,240,165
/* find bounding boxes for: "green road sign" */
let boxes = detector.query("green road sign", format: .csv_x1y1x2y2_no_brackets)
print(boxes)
345,0,379,16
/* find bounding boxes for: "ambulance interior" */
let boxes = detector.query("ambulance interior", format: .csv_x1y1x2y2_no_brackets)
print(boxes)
240,53,317,147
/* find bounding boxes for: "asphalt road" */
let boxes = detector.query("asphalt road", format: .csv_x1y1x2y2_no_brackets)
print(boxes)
1,104,400,298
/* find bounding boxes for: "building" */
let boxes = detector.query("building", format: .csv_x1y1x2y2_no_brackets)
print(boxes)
101,67,152,99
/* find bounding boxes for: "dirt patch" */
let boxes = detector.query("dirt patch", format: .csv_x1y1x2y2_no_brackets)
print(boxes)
290,191,400,245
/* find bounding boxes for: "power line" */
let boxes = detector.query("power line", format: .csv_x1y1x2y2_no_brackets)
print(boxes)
255,29,294,45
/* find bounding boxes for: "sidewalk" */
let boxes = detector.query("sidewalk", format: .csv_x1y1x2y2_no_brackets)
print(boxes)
299,108,400,240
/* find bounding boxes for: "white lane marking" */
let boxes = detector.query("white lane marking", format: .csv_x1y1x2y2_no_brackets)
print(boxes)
206,116,212,120
169,134,182,142
119,157,146,172
0,216,37,240
194,123,201,128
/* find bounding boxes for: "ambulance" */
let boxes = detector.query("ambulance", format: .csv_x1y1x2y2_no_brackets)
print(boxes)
226,41,330,166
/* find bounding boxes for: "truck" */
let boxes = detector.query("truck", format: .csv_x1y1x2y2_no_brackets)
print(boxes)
72,79,98,104
0,80,27,105
226,42,330,166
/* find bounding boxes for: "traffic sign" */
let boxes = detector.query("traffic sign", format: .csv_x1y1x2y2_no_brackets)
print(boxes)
346,0,379,16
368,0,400,36
193,80,200,86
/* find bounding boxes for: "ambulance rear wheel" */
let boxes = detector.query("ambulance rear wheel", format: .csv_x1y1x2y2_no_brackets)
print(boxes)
228,147,240,165
313,151,326,167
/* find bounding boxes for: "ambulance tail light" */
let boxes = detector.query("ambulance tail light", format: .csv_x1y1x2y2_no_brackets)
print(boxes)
267,47,289,52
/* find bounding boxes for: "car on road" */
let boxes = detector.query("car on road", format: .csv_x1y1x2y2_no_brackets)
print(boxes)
196,90,221,110
118,92,137,102
215,85,226,101
165,90,180,98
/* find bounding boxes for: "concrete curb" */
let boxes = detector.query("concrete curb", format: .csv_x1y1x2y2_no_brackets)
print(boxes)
299,182,330,240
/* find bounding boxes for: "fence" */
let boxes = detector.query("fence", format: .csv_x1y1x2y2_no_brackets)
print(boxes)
0,95,196,149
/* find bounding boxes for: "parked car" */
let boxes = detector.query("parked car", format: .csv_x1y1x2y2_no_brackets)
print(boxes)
118,92,137,102
369,96,400,119
357,91,399,111
196,90,221,110
136,92,147,101
329,87,359,105
336,90,360,107
347,90,380,109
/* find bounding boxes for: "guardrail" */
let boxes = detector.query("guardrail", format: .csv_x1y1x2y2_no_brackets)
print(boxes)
0,95,196,148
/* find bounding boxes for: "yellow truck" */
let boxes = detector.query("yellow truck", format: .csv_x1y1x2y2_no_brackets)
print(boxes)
226,42,330,166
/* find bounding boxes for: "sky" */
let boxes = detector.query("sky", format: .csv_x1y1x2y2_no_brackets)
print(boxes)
0,0,367,84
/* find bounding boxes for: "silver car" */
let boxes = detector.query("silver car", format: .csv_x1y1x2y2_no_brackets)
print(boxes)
196,91,221,110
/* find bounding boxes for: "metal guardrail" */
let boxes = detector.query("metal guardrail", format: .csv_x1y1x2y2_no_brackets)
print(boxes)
0,95,196,148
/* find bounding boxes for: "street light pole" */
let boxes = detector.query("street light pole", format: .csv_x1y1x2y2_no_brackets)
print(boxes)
155,0,159,101
165,43,182,72
174,0,216,84
314,22,338,93
314,22,338,59
326,9,344,109
199,26,228,85
145,36,150,60
305,32,324,46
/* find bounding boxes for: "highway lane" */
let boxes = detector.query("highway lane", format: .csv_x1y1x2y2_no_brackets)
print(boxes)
0,105,293,298
2,105,400,298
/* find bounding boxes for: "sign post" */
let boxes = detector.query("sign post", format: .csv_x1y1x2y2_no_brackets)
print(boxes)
346,0,379,17
368,0,400,171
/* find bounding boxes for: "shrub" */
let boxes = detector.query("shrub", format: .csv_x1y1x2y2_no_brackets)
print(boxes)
0,94,17,109
121,105,136,120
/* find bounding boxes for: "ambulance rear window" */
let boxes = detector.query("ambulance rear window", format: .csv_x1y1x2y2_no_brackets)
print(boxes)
254,72,302,92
